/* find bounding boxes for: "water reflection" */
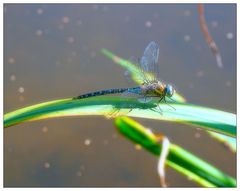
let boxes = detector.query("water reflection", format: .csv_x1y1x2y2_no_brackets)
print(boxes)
4,4,236,187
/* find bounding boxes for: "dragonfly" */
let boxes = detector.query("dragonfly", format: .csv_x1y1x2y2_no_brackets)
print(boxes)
73,41,175,109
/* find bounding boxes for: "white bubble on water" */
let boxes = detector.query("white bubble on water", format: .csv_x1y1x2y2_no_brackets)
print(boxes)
184,35,191,42
84,139,91,146
35,29,43,36
145,20,152,28
135,144,142,150
42,126,48,133
225,81,232,87
37,8,44,15
44,162,50,169
194,132,201,139
62,16,70,24
67,36,75,44
8,57,15,64
76,171,82,177
18,87,25,93
10,75,16,81
183,10,191,16
211,21,218,28
226,32,234,40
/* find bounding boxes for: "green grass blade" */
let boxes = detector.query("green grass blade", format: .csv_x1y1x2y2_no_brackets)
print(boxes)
4,97,236,137
207,132,236,152
115,116,236,187
101,48,186,103
100,49,236,145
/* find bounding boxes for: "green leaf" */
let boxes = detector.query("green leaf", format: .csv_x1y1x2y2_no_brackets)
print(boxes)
207,132,236,152
101,48,186,103
115,116,236,187
4,97,236,137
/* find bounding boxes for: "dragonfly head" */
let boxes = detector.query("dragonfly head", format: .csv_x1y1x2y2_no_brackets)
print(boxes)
164,84,174,97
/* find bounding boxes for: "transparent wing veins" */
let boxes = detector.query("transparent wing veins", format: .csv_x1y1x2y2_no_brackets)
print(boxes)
124,41,160,85
140,41,160,81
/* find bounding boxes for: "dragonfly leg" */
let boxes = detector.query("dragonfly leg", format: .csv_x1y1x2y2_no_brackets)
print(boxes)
163,96,176,111
143,96,147,108
106,107,133,119
142,94,153,109
137,94,150,109
157,96,164,114
105,108,121,119
158,96,164,103
73,96,79,100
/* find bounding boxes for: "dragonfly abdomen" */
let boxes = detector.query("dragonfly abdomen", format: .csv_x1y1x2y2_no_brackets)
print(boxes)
74,88,130,99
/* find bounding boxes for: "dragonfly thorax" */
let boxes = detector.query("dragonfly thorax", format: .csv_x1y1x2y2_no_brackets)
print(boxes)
144,82,174,98
141,81,164,96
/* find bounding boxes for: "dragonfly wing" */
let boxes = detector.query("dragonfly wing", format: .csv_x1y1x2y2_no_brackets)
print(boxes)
126,57,150,85
138,97,153,103
124,42,160,85
140,41,160,81
121,88,152,107
122,87,153,103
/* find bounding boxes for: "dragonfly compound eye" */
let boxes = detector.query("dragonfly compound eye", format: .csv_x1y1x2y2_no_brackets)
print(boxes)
165,84,174,97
